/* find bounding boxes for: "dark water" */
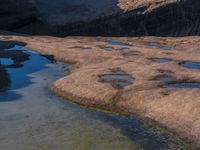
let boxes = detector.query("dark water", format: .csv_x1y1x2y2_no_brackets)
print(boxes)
0,43,188,150
0,65,10,92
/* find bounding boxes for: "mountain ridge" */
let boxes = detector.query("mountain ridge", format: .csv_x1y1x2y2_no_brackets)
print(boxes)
1,0,200,37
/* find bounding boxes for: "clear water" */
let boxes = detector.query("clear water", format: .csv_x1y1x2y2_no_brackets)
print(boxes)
147,42,160,47
161,46,172,50
99,74,134,88
111,41,130,47
99,74,134,81
0,44,188,150
146,43,172,50
163,83,200,88
0,58,13,66
151,58,172,63
111,81,131,88
122,50,141,56
108,38,130,47
159,70,173,74
180,61,200,70
156,76,177,82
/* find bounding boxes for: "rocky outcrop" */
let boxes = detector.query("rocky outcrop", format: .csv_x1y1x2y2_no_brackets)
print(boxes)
51,0,200,37
34,0,120,25
0,0,37,29
1,0,200,36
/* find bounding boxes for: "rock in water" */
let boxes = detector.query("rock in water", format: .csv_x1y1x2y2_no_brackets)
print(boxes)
0,0,37,29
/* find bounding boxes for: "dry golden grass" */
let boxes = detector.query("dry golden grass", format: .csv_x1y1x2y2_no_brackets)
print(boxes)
118,0,176,12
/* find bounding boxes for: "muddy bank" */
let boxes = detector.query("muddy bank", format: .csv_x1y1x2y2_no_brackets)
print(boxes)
0,34,200,148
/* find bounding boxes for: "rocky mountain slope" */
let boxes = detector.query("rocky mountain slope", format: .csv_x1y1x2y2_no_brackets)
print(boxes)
1,0,200,36
51,0,199,36
0,0,37,29
35,0,120,25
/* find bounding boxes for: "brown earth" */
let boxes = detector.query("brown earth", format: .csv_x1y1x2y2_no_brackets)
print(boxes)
0,34,200,148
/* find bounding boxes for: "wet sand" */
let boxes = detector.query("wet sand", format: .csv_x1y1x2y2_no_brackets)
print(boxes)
0,34,200,148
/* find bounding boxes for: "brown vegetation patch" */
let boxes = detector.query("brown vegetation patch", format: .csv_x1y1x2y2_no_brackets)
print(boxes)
118,0,176,12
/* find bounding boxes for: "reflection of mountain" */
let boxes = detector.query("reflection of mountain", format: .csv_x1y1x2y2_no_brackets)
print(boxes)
0,65,10,92
0,41,26,50
0,41,55,101
0,49,30,61
0,41,30,93
0,49,30,68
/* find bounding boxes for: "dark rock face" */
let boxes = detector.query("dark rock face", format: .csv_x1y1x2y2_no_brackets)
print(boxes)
0,0,37,29
57,0,200,37
2,0,200,37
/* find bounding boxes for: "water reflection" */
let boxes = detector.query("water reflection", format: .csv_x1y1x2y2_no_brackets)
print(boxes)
180,61,200,70
0,65,10,92
107,38,131,47
0,41,55,101
151,58,172,63
146,42,172,50
163,82,200,88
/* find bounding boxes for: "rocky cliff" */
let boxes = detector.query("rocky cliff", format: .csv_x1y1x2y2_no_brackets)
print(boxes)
0,0,37,29
1,0,200,36
51,0,200,37
34,0,120,25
